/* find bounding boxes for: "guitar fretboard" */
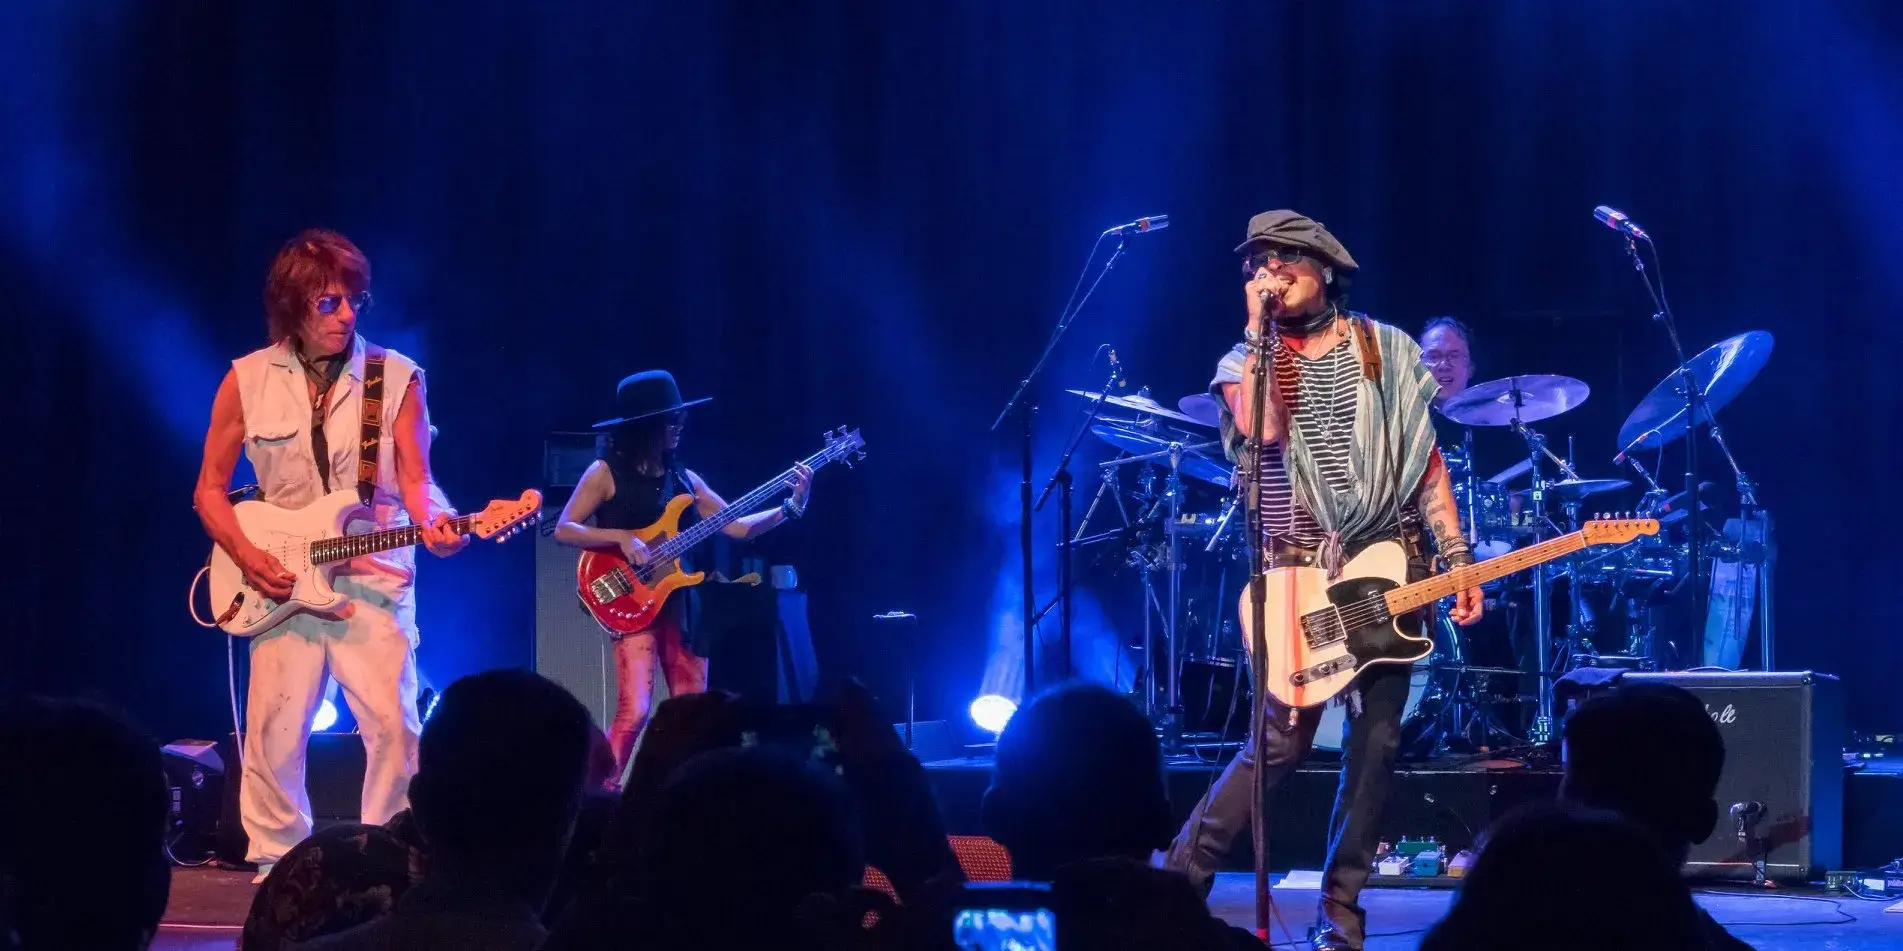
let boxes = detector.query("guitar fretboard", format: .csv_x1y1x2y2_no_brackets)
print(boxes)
624,437,859,582
309,514,478,565
1383,531,1591,615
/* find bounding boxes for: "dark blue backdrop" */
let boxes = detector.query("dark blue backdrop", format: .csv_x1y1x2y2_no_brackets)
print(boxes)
4,0,1899,739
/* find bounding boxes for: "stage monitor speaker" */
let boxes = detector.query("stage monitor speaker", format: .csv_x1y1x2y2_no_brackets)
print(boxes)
161,740,226,862
1623,670,1844,883
533,508,619,730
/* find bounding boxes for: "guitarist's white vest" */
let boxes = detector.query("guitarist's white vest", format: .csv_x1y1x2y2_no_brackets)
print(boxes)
232,336,440,645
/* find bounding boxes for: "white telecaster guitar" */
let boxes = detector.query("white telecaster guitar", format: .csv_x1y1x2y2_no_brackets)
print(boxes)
204,488,542,636
1244,517,1658,709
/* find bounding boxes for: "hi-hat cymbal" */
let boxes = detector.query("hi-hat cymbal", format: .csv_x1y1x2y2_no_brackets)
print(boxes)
1440,375,1591,426
1512,478,1631,503
1067,389,1211,428
1177,393,1223,428
1617,331,1773,453
1089,422,1232,488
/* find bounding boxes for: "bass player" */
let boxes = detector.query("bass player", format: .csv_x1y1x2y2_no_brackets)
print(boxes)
553,370,813,777
192,228,465,881
1165,211,1483,951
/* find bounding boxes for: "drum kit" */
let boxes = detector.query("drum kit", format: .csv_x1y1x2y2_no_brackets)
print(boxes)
1063,330,1776,755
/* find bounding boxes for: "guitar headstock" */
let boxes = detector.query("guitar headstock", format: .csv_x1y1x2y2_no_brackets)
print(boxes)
823,426,868,468
1581,514,1660,546
472,490,544,542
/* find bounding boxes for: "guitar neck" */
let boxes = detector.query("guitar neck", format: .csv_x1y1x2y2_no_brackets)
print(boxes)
646,448,840,564
310,514,479,565
1384,530,1591,615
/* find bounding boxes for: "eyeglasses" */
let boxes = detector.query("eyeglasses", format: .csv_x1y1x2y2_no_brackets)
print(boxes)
1422,350,1470,368
313,291,373,316
1242,247,1307,274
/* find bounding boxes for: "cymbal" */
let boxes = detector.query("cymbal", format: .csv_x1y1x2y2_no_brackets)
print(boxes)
1177,393,1223,428
1068,389,1211,428
1617,331,1773,453
1440,375,1590,426
1512,478,1631,503
1090,422,1232,488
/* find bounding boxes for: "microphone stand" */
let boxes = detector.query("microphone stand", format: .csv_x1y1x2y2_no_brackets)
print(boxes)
991,235,1130,699
1619,234,1707,636
1034,355,1123,681
1245,331,1274,941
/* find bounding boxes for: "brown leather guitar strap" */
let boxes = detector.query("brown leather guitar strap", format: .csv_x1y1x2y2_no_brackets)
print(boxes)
357,347,387,507
1352,315,1382,382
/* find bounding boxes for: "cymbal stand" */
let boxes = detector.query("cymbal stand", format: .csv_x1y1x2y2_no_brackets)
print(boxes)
1027,462,1132,629
1508,415,1571,743
1699,420,1774,668
1159,445,1187,746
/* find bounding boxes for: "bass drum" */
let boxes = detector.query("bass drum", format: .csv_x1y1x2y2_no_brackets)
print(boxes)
1312,664,1430,751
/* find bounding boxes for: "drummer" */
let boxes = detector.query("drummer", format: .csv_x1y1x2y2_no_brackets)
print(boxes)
1422,318,1525,482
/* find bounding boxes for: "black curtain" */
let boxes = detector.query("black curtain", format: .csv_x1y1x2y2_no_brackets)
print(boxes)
4,0,1899,736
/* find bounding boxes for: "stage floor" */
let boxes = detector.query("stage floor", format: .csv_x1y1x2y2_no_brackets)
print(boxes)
152,866,1902,950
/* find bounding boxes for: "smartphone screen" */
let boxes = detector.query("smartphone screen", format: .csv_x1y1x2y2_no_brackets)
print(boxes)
951,883,1056,951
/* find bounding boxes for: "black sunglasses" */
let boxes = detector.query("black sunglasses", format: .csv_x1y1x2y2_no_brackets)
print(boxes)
314,291,373,316
1242,247,1308,273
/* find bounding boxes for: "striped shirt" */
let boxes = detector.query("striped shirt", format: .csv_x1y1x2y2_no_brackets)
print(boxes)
1224,338,1361,548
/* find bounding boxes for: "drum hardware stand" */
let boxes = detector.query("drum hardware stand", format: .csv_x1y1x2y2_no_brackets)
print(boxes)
1700,417,1773,669
1414,606,1526,755
1032,354,1127,681
1098,442,1214,739
1507,414,1573,743
1027,463,1135,631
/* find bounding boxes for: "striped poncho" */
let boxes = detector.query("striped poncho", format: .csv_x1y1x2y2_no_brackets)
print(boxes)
1213,315,1441,577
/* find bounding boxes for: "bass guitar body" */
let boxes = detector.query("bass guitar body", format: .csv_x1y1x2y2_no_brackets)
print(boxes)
1239,540,1434,709
575,494,706,636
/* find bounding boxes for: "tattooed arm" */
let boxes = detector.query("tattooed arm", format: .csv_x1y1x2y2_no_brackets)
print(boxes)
1418,448,1484,625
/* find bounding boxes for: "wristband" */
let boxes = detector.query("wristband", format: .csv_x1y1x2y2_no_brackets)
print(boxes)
781,498,805,520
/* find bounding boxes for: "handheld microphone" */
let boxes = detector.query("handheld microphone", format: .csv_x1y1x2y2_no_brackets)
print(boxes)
1593,205,1650,241
1102,215,1170,236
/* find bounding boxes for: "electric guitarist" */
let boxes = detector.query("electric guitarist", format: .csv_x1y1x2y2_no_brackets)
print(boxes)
1164,211,1480,951
192,229,465,880
553,369,814,776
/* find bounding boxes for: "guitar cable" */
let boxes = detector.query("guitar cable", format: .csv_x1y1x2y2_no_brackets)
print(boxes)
186,560,247,771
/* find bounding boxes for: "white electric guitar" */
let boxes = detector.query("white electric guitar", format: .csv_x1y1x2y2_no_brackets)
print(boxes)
1245,517,1657,709
203,488,542,636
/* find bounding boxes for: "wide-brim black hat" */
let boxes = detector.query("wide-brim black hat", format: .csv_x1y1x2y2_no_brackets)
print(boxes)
1233,209,1360,271
592,370,711,429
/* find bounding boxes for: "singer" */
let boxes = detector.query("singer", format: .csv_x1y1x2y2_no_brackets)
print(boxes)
1165,210,1482,951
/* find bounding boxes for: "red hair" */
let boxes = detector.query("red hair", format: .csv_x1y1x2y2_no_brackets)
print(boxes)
263,228,371,343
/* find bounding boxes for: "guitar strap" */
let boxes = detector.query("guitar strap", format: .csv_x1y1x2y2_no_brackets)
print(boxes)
357,347,387,508
1351,315,1382,382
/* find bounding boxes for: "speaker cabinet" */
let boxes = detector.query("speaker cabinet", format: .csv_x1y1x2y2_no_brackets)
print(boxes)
1623,671,1844,882
533,508,620,729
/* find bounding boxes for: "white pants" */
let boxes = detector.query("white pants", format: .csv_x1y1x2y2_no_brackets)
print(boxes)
240,589,420,865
